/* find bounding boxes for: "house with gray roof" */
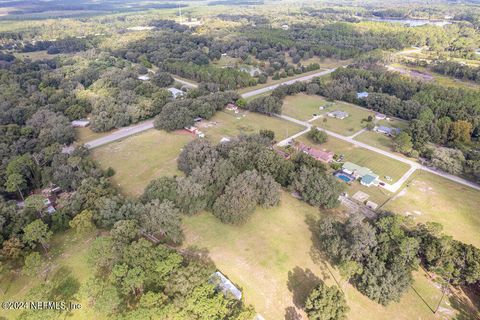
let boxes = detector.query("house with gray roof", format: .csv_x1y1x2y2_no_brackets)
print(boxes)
327,110,349,119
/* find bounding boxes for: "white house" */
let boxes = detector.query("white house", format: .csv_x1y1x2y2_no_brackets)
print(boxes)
327,110,349,119
168,87,185,99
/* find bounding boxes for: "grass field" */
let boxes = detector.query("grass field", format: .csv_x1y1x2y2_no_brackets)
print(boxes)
183,192,466,320
385,171,480,247
312,103,375,136
0,230,101,320
201,110,305,143
91,129,193,197
90,111,303,196
282,94,331,121
297,134,410,183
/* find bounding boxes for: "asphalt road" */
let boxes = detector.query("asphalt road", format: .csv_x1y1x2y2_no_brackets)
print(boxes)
85,70,336,149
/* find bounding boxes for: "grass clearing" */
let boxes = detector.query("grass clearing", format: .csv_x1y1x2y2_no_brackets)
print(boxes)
75,126,114,144
312,103,375,136
385,171,480,247
282,94,331,121
183,191,464,320
0,229,101,320
91,129,193,197
297,134,410,183
201,110,305,143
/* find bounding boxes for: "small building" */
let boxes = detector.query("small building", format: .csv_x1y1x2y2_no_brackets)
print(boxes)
361,173,379,187
375,125,400,136
71,120,90,127
281,24,289,30
184,126,199,134
61,145,75,155
220,137,231,143
327,110,349,119
366,200,378,210
168,87,185,99
210,271,242,300
357,91,369,99
137,75,150,81
226,103,238,111
193,117,203,122
375,113,387,120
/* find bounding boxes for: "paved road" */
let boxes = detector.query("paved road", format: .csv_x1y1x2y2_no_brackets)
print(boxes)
85,120,154,149
276,114,480,192
241,68,336,98
85,70,336,149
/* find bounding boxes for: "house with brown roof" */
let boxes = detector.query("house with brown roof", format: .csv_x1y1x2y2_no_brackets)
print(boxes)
296,142,334,163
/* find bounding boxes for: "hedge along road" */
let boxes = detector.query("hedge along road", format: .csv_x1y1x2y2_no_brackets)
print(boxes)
84,68,338,149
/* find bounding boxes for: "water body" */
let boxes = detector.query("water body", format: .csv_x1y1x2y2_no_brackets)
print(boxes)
369,18,452,27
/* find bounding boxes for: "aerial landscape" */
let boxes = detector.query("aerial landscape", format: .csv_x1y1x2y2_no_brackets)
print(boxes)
0,0,480,319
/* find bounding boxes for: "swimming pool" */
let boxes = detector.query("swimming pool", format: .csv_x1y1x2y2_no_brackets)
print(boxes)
334,172,354,183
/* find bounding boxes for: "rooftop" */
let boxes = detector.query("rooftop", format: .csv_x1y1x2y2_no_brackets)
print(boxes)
210,271,242,300
342,162,372,177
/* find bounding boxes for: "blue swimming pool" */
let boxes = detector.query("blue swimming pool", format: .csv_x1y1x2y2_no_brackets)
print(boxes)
334,172,354,183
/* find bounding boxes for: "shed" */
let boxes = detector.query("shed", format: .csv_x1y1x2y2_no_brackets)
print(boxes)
366,201,378,210
137,75,150,81
357,91,369,99
210,271,242,300
71,120,90,127
375,113,386,120
376,126,400,136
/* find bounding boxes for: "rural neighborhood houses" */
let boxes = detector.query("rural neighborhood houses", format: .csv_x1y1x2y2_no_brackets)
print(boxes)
327,110,349,119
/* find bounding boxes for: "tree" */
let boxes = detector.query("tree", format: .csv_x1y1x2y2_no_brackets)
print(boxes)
141,176,178,203
152,72,174,87
5,173,26,200
177,139,218,174
82,278,121,315
23,219,52,253
431,147,465,175
23,252,43,276
292,166,344,209
111,220,138,246
448,120,472,144
69,210,95,234
245,96,283,115
24,195,46,216
1,237,24,260
307,128,328,144
305,281,349,320
393,132,413,154
140,200,184,244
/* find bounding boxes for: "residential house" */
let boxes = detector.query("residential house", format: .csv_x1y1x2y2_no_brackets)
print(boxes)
375,125,400,136
342,162,372,179
168,87,185,99
137,75,150,81
375,113,387,120
327,110,349,119
297,142,334,163
361,173,379,187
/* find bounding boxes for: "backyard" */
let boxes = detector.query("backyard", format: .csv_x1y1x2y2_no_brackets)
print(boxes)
311,102,376,136
91,129,193,197
183,191,464,320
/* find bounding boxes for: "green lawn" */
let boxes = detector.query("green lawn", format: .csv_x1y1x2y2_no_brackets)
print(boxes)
183,191,464,320
282,94,331,121
0,230,102,320
91,129,193,197
385,171,480,247
298,134,410,183
312,103,375,136
201,110,305,143
75,126,114,144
